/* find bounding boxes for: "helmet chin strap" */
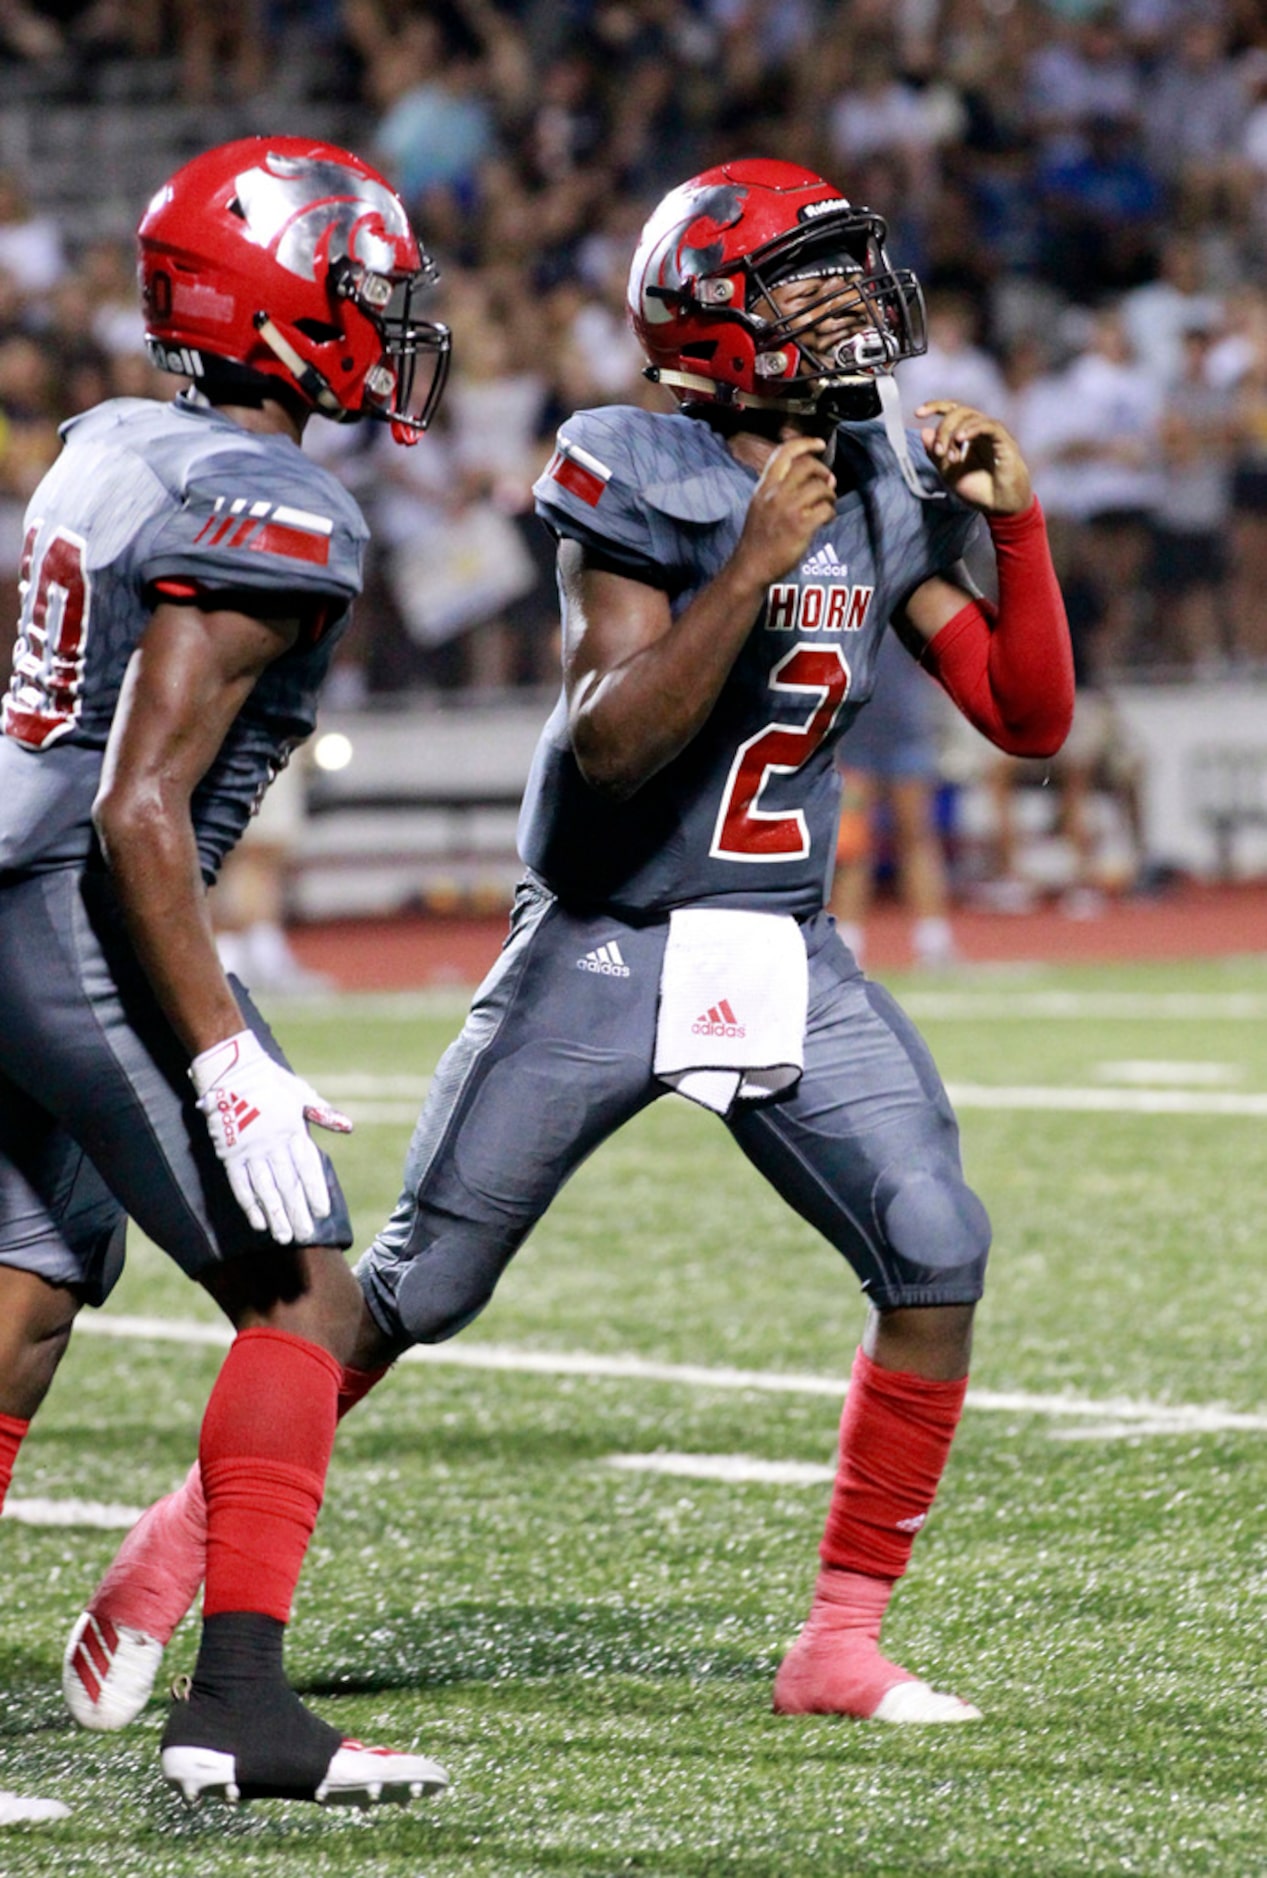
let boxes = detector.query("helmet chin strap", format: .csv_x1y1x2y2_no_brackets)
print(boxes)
253,313,346,418
653,362,944,502
876,373,944,501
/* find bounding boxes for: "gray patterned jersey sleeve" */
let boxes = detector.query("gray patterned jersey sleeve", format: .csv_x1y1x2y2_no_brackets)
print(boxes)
532,407,664,581
138,448,368,606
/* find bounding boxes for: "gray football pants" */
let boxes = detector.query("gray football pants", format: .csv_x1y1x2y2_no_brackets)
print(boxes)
0,866,351,1304
358,877,989,1345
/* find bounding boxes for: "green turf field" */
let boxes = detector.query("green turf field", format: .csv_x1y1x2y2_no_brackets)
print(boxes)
3,957,1266,1876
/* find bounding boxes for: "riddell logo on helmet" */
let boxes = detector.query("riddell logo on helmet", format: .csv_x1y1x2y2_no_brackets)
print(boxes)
799,197,852,220
148,341,205,377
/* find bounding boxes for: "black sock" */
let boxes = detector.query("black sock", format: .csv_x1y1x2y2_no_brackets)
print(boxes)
161,1611,341,1798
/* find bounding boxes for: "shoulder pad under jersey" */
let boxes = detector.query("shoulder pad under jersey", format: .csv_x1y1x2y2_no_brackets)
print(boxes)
534,406,733,577
139,438,368,604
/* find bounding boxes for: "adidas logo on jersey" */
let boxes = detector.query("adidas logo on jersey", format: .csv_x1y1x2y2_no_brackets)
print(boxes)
691,998,745,1039
577,941,630,977
802,542,845,578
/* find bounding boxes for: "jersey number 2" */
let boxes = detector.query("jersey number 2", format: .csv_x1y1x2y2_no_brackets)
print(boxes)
2,524,91,751
710,645,851,861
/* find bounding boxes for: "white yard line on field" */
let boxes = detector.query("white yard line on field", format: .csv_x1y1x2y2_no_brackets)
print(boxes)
75,1314,1267,1439
4,1498,143,1527
606,1454,834,1485
331,1073,1267,1130
903,991,1267,1021
946,1082,1267,1116
1091,1060,1243,1085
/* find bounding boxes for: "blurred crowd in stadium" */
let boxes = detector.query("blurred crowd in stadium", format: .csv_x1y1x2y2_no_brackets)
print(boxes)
2,0,1267,706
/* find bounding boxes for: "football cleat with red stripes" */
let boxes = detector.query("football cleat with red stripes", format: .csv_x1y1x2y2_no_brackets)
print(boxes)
161,1738,449,1809
62,1610,166,1732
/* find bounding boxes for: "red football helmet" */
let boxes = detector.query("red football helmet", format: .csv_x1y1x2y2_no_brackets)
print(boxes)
627,158,926,416
137,137,451,444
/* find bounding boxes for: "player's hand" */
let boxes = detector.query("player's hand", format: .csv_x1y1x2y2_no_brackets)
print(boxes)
916,401,1033,515
189,1029,353,1245
735,435,838,585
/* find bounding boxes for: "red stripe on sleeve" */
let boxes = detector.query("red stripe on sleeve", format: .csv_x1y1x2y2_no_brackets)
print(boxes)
248,522,331,565
549,452,606,507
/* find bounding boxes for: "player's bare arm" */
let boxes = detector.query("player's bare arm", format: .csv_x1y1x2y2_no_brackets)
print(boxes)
565,434,836,797
93,599,300,1056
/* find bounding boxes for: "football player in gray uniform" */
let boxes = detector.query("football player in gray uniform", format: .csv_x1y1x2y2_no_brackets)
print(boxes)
0,138,452,1813
69,158,1074,1730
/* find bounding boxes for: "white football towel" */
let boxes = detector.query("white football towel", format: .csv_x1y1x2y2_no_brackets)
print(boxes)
654,908,808,1115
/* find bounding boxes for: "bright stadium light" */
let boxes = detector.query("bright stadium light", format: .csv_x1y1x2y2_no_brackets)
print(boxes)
313,731,354,772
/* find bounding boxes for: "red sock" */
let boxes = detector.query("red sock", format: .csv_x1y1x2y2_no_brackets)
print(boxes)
772,1350,969,1717
0,1412,29,1516
200,1328,341,1623
92,1361,391,1642
821,1346,968,1578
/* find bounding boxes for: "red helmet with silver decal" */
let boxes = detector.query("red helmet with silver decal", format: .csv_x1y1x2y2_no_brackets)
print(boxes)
137,136,450,444
626,157,925,417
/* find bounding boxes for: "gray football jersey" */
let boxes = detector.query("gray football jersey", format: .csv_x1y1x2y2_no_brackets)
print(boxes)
0,394,367,880
522,405,979,917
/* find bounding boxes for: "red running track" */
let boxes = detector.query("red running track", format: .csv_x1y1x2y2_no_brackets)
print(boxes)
291,880,1267,991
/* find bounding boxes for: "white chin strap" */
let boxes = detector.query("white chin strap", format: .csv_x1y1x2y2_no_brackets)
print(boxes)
876,372,943,501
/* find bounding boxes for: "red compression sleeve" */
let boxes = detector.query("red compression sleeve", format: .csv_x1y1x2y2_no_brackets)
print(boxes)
919,498,1074,757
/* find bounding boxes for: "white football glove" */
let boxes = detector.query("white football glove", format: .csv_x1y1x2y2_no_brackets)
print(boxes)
189,1029,352,1246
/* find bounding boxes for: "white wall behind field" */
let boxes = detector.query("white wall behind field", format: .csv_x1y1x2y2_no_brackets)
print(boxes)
290,682,1267,921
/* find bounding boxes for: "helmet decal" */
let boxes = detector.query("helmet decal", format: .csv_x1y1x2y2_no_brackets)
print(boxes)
138,136,451,444
638,182,745,326
234,154,408,282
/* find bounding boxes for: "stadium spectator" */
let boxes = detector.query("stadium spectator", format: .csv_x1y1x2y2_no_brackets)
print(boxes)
0,0,1265,703
1149,318,1236,672
1224,290,1267,665
0,0,63,60
1023,9,1142,159
1033,306,1164,669
1033,109,1164,301
0,170,66,296
1121,232,1225,389
1140,11,1254,229
896,288,1009,423
983,559,1149,916
830,628,959,970
826,35,944,205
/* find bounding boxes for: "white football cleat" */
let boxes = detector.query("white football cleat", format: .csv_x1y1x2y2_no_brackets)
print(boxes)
0,1790,71,1825
63,1609,165,1731
871,1680,982,1724
161,1738,449,1810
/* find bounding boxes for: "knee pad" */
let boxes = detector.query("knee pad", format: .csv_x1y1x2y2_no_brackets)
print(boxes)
391,1230,511,1345
872,1160,991,1303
